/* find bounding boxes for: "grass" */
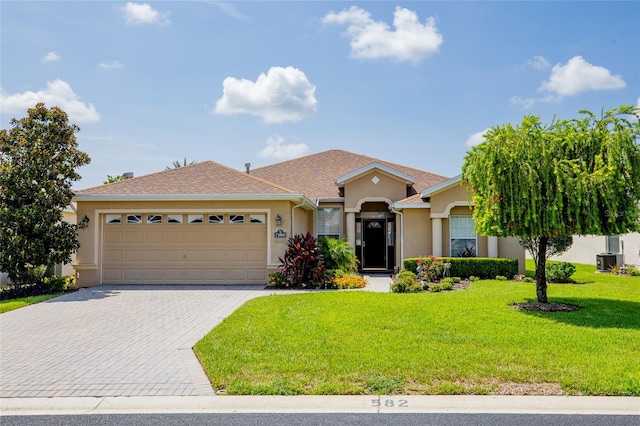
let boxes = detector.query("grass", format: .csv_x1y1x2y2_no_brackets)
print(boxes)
0,293,62,314
194,261,640,396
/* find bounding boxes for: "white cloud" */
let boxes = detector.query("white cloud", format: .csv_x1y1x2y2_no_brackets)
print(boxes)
121,2,170,25
466,128,490,147
42,51,61,63
98,60,124,69
0,79,100,123
210,1,250,22
214,66,317,123
322,6,442,63
539,56,625,97
527,55,549,71
258,135,309,160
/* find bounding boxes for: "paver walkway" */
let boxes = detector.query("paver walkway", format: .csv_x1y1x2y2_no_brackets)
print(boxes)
1,277,391,399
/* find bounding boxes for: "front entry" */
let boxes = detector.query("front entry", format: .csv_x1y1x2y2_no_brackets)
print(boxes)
362,219,387,270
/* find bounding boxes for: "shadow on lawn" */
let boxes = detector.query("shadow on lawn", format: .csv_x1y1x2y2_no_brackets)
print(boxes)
518,298,640,330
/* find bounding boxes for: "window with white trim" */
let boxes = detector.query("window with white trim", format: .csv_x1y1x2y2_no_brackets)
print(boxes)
126,214,142,224
188,214,203,224
230,214,244,224
317,208,341,239
250,214,266,224
147,214,162,224
208,214,224,224
105,214,122,224
167,214,183,224
450,215,477,257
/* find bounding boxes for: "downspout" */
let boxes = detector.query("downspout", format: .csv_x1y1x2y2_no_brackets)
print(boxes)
390,205,404,271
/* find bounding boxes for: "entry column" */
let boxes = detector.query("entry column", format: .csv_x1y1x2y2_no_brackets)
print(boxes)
432,217,443,257
346,212,356,248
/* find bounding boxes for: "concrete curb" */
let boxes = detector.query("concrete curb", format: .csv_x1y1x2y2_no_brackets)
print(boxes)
1,395,639,416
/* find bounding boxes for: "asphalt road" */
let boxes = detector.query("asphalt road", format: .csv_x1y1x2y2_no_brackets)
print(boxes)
2,413,638,425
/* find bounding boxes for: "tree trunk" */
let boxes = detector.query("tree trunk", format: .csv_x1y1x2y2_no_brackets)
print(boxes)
535,236,549,303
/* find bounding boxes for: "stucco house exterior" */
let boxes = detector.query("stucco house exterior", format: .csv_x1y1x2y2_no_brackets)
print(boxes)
71,150,525,287
550,232,640,268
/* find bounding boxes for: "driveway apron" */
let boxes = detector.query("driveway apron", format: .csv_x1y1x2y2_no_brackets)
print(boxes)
0,285,273,398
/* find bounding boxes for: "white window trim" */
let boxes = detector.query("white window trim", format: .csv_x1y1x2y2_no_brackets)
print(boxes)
449,215,478,257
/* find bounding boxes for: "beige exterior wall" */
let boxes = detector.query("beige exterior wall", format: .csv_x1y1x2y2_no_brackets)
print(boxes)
429,184,470,213
401,208,432,258
344,171,408,209
74,199,310,286
498,237,526,275
548,232,640,268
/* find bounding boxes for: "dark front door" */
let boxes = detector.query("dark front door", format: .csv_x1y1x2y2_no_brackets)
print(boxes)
362,219,386,270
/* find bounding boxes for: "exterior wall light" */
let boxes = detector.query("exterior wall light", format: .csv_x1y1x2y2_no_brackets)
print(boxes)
275,214,282,227
79,215,90,229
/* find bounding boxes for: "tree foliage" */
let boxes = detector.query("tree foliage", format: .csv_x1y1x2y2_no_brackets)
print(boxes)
166,158,196,169
103,174,126,184
462,106,640,302
0,103,91,285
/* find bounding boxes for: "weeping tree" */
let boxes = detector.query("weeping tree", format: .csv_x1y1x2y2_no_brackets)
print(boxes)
462,106,640,303
518,235,573,279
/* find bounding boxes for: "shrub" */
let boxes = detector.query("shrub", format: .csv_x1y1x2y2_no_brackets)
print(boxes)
391,271,422,293
469,276,480,282
495,275,507,281
628,266,640,277
278,232,327,288
451,277,461,283
430,279,454,292
404,257,518,279
268,271,289,288
415,255,449,283
546,262,576,283
319,238,358,274
43,276,67,293
523,277,534,283
329,273,368,289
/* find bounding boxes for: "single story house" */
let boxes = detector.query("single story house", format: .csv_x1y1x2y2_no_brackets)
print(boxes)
72,150,525,287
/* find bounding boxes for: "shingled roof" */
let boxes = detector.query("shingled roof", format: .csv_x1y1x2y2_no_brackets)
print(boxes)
75,160,296,197
251,149,449,202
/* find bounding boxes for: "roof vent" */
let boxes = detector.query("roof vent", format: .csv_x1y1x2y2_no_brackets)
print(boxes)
245,163,251,174
122,172,134,179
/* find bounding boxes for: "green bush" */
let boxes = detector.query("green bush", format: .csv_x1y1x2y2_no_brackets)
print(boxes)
391,271,422,293
43,275,66,293
319,238,358,274
430,279,454,292
627,266,640,277
546,262,576,283
523,277,534,283
495,275,507,281
268,271,289,288
469,276,479,282
404,257,518,279
451,277,461,283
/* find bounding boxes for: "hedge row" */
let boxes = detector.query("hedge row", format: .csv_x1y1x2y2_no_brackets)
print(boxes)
403,257,519,279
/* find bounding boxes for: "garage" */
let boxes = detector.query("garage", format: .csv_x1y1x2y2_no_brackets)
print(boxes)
101,212,267,284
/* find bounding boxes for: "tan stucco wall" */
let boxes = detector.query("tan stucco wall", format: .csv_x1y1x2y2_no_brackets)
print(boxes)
548,232,640,268
344,171,408,208
74,199,311,286
402,209,432,258
499,237,526,275
430,184,471,214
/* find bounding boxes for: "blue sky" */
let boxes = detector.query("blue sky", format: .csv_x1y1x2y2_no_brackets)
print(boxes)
2,1,638,189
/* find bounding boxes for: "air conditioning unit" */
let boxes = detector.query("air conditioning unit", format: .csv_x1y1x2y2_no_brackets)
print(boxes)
596,253,624,272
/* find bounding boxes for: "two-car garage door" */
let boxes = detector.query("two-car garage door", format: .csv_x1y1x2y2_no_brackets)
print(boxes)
101,213,267,284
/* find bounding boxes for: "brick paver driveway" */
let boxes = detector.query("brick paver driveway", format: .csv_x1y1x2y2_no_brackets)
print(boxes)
0,285,274,398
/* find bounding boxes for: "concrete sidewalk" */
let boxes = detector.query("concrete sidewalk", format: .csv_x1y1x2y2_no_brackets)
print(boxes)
1,395,638,416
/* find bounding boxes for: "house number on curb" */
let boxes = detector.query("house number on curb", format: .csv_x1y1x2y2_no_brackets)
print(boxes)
372,399,408,407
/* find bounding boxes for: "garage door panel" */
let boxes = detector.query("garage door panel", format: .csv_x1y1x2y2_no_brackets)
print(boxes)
226,230,247,242
104,231,123,244
185,250,205,262
247,269,266,281
144,251,163,262
144,269,163,281
207,250,225,261
124,269,143,281
247,250,266,262
124,250,143,262
165,269,184,281
186,231,205,243
165,231,184,243
145,231,164,243
104,250,122,262
165,250,184,262
185,269,205,280
227,269,246,281
227,250,246,262
247,231,266,243
103,268,123,281
125,231,144,243
206,269,225,280
205,230,224,242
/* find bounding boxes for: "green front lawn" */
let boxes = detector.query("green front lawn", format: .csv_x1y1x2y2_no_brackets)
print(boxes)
194,262,640,396
0,293,62,314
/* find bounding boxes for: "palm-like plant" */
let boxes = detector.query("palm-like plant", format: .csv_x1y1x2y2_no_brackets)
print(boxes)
166,158,197,169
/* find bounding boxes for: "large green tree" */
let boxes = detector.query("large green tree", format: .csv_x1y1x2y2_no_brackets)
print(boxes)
462,106,640,303
0,103,91,285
